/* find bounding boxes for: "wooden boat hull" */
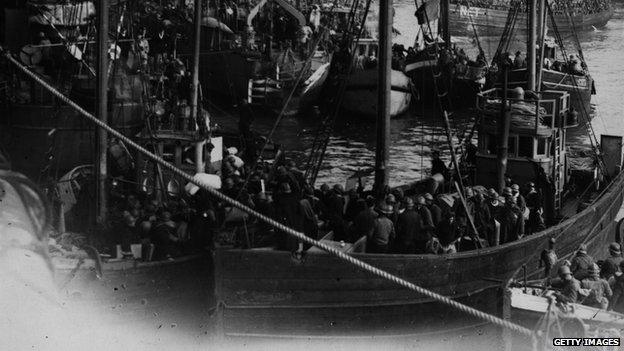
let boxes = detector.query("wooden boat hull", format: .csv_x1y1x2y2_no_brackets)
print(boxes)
341,68,412,118
448,4,614,37
54,254,214,329
510,287,624,328
214,171,624,337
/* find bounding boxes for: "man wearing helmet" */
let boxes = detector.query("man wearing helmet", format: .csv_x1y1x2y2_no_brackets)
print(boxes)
580,263,612,309
367,202,395,254
550,265,582,304
601,242,623,281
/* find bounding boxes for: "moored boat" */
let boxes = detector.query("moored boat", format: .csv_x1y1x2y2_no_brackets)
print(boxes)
448,1,614,37
341,38,412,118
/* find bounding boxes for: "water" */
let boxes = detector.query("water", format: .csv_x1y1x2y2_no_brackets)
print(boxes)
216,1,624,189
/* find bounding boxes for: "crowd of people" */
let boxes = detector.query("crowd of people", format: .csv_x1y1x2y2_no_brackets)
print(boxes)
545,242,624,312
107,140,556,260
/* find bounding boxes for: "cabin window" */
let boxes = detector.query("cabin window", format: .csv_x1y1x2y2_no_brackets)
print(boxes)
486,133,497,154
518,136,534,158
508,136,517,157
537,138,548,156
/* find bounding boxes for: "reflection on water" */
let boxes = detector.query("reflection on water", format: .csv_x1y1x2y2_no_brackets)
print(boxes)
220,2,624,188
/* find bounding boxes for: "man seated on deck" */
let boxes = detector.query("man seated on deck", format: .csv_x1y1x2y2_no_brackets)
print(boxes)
581,264,612,309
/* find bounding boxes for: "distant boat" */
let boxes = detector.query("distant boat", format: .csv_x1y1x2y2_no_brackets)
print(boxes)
448,2,614,37
341,39,412,118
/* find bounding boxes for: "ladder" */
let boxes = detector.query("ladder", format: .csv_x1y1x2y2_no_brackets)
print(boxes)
552,128,564,213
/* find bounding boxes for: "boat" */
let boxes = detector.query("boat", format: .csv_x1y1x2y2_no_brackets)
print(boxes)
510,286,624,329
403,0,488,108
341,38,412,118
196,0,331,113
448,0,614,37
211,0,624,340
491,2,596,115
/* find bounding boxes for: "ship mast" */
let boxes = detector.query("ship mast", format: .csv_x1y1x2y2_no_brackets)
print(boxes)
96,0,109,224
190,0,204,173
374,0,393,195
527,0,537,91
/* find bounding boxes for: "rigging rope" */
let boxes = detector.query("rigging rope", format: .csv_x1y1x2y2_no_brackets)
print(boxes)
547,2,606,177
1,46,535,340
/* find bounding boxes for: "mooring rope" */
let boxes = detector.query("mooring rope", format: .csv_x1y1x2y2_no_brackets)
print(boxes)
1,47,535,339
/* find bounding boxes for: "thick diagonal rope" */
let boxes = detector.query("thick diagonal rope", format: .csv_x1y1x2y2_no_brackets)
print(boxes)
1,47,534,339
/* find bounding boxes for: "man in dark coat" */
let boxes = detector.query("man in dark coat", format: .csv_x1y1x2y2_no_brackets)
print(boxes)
570,244,595,281
437,211,458,254
394,198,424,254
602,242,623,280
326,184,347,241
274,183,304,252
351,196,377,241
610,261,624,313
367,203,395,254
415,195,435,238
472,192,492,236
424,193,442,228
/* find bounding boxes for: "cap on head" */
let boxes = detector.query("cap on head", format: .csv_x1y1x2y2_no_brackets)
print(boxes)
487,188,498,199
511,184,520,192
416,195,426,205
503,187,513,196
424,193,434,201
333,184,344,195
610,242,621,255
526,182,535,188
578,244,587,253
589,263,600,274
558,265,572,276
376,202,394,215
404,197,415,208
385,194,396,204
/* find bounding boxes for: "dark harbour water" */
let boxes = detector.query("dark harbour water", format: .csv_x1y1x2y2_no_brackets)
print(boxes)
215,2,624,190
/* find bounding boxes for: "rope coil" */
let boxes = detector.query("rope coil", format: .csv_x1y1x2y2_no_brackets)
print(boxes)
1,47,534,338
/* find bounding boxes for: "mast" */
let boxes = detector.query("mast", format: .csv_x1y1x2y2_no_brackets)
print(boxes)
441,0,451,46
190,0,204,173
96,0,109,224
537,0,547,89
527,0,537,91
497,62,512,193
374,0,393,195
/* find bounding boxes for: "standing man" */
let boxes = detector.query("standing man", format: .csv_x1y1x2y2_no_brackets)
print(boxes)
394,198,424,254
570,244,595,281
367,203,395,254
